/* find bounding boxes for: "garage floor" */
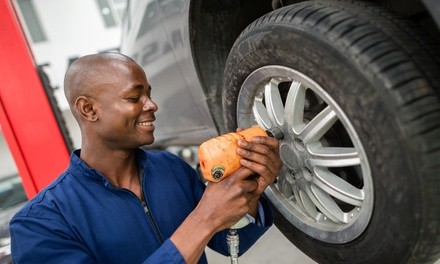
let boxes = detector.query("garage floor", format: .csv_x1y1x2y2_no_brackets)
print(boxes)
206,225,317,264
206,226,440,264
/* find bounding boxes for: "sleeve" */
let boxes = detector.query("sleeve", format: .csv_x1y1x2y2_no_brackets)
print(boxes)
207,195,274,257
245,200,269,226
142,239,185,264
10,216,95,264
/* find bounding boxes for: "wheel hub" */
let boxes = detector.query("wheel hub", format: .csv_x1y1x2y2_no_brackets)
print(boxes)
280,144,302,172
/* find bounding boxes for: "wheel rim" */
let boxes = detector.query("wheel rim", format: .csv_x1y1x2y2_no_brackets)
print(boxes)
237,65,373,243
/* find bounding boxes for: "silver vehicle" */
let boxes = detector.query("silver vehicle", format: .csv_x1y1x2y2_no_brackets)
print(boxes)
0,174,27,264
120,0,440,263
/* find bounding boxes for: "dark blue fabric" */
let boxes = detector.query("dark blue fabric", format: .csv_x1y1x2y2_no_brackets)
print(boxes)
10,149,273,264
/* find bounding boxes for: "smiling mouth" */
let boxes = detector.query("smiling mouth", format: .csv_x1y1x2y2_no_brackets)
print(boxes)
137,121,154,126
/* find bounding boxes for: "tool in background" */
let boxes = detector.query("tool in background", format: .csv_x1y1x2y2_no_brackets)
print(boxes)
198,126,283,263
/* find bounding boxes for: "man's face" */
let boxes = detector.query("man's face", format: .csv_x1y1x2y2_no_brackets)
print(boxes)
92,59,158,149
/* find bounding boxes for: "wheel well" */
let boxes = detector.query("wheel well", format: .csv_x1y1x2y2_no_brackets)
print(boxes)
190,0,272,132
189,0,439,132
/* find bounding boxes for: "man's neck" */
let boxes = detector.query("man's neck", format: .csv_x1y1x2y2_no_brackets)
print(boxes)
80,147,142,197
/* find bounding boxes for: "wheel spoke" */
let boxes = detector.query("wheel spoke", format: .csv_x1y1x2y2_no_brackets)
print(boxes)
278,173,294,199
299,189,319,219
252,92,272,129
312,167,364,206
309,184,347,223
264,79,285,126
299,106,337,143
308,146,361,167
284,80,305,134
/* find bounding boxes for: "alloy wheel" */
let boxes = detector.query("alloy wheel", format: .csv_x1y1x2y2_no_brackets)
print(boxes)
236,65,373,243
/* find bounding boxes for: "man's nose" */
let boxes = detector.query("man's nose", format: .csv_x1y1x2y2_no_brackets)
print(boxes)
143,98,158,111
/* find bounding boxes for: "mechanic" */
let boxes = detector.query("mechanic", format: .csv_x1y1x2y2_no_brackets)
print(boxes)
9,52,282,264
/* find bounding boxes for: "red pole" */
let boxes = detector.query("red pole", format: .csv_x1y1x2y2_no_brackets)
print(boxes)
0,0,70,198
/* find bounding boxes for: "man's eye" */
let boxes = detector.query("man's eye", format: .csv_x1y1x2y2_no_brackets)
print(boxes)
127,97,140,102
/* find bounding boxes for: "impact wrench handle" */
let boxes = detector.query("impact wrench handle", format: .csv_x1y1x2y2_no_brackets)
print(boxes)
227,229,239,264
198,126,283,263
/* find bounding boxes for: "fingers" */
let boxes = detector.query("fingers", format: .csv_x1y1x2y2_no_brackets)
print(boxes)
227,166,254,182
238,137,279,159
236,135,282,193
237,138,281,175
202,171,259,230
222,167,259,193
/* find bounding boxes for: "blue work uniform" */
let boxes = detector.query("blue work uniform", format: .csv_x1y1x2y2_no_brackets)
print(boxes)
10,149,273,263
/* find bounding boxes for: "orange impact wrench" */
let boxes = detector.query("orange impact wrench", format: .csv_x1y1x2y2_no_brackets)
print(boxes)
199,126,266,182
198,125,283,264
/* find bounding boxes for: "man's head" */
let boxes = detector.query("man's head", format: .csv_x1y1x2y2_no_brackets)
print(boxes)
64,52,158,150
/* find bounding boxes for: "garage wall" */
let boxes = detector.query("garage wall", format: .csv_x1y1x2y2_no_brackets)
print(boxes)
0,0,126,179
14,0,126,111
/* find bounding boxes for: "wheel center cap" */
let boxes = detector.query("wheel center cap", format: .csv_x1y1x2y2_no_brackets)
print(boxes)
280,144,303,172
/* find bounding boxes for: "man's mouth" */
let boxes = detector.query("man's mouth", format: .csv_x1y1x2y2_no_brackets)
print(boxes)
137,121,154,126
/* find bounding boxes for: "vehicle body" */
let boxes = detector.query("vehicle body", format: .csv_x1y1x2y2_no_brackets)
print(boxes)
120,0,440,263
0,174,28,264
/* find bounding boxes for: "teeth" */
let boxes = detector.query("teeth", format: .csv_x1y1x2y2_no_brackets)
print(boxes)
138,121,153,126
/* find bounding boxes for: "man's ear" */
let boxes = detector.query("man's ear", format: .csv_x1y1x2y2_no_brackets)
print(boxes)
75,96,98,121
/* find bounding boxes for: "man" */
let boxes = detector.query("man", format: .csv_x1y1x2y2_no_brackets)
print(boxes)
10,53,282,263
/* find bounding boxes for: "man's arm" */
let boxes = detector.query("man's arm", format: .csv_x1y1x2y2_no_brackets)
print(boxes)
170,167,259,263
171,134,281,263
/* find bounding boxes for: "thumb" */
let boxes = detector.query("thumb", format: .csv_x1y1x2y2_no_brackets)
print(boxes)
224,167,254,183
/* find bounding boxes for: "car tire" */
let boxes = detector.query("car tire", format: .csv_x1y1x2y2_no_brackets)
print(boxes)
222,1,440,263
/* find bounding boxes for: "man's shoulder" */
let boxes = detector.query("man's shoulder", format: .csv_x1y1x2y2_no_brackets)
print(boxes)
12,172,72,221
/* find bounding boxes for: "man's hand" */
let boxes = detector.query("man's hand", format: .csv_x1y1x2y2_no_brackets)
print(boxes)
236,128,282,195
196,167,259,232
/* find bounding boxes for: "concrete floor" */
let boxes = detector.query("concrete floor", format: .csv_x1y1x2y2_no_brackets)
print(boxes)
205,225,316,264
206,226,440,264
